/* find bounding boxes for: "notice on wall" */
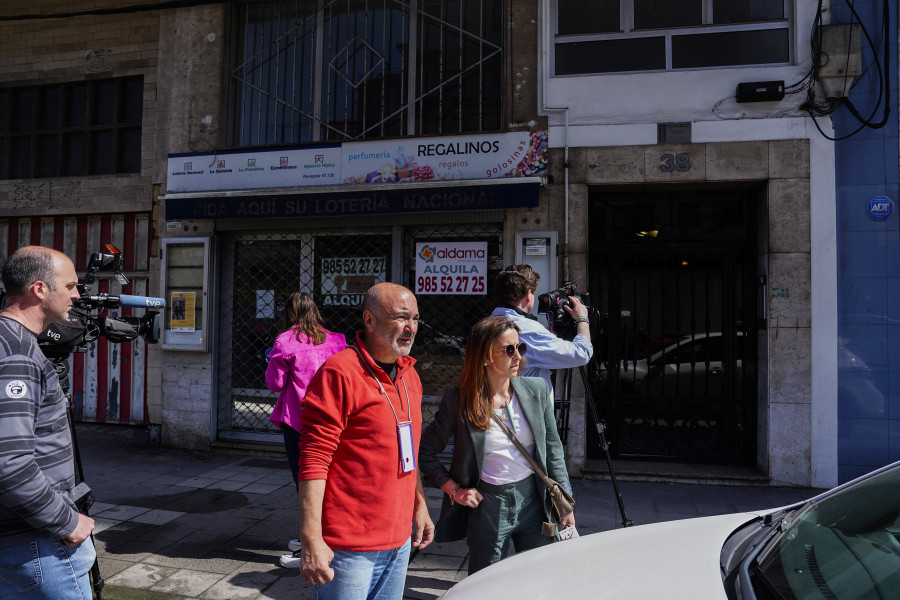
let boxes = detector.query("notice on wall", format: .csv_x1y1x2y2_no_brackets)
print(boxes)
415,242,487,295
170,292,196,332
319,256,387,307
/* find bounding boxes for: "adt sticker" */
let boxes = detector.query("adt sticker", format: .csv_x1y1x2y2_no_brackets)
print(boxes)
5,380,27,398
867,196,893,221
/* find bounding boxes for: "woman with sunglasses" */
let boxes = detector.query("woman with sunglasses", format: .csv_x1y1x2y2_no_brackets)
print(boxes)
419,315,575,574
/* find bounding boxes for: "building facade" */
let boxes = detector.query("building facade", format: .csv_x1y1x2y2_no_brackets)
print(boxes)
1,0,895,488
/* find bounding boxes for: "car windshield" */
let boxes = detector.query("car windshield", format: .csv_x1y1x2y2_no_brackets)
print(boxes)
752,465,900,599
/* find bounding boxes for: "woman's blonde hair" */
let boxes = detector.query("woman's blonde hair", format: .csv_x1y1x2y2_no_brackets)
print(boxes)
457,315,522,430
280,292,326,345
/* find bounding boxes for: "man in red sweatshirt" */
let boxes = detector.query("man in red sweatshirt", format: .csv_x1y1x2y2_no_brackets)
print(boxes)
297,282,434,599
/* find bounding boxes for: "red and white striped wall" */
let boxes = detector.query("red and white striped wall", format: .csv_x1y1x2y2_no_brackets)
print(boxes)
0,214,154,425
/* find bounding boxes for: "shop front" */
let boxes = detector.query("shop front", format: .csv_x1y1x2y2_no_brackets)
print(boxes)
159,132,548,448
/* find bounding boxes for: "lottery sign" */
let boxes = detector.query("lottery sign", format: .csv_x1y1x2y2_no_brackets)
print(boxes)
415,242,487,296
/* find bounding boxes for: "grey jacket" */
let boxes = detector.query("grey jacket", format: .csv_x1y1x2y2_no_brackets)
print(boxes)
418,376,571,543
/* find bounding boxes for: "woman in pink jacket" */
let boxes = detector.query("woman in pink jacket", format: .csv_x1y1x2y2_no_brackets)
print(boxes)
266,292,345,564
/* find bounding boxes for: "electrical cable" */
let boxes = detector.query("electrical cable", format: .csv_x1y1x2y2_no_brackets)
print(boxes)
805,0,890,141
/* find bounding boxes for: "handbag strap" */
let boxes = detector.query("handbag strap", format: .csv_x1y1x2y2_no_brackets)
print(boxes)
489,411,556,491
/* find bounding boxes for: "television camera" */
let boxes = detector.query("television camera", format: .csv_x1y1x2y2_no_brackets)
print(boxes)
536,281,592,341
37,244,165,360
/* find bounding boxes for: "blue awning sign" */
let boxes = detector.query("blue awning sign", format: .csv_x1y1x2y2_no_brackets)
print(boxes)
866,196,893,221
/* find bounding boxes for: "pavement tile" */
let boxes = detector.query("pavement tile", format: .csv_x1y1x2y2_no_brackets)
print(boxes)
177,476,220,488
94,557,134,579
198,568,280,599
93,517,124,534
239,482,287,495
207,479,253,491
256,571,315,600
227,470,270,483
99,538,171,563
94,504,152,521
148,568,225,597
105,563,178,590
131,509,187,525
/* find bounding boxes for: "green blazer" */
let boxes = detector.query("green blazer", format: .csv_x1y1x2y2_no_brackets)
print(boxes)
419,376,571,543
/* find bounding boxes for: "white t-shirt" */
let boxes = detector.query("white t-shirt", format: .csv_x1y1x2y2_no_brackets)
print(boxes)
480,392,536,485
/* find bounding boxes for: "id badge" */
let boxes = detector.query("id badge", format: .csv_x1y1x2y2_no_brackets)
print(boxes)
397,421,416,473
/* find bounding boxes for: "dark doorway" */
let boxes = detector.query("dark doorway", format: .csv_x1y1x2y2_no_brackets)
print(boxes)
587,187,759,465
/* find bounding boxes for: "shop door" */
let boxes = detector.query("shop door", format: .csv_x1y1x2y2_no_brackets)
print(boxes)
215,220,503,443
587,189,758,464
216,229,393,442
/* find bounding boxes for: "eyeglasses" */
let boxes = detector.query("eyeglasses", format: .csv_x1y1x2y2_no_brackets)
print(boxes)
496,343,527,358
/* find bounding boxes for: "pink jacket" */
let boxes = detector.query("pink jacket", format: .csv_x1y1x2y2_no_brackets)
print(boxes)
266,327,346,431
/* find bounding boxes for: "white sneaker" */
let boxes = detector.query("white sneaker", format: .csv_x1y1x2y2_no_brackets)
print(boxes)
280,549,302,569
288,538,302,552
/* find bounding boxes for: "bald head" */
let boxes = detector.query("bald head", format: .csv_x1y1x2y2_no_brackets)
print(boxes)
1,246,80,333
2,246,71,298
362,283,419,363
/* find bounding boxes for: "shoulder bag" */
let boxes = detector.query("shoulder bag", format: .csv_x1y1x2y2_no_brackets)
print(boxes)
489,411,575,537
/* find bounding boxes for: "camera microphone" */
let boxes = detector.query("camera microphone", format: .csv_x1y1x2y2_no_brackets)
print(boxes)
78,294,166,309
119,295,166,309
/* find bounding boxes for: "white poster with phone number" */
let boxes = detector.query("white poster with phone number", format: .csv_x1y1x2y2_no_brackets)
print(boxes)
415,242,487,295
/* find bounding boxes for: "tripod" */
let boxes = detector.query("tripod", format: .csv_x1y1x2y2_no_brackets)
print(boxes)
556,364,633,528
51,355,106,600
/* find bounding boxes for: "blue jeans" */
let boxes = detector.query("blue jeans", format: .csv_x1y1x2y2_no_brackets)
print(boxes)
315,538,410,600
0,535,96,599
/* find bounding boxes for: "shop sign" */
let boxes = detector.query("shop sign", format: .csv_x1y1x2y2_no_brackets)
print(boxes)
319,256,387,307
165,132,547,193
167,144,341,193
414,242,487,296
342,131,547,184
164,181,539,220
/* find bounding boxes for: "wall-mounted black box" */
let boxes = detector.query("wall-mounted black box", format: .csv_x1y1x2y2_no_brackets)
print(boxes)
735,81,785,103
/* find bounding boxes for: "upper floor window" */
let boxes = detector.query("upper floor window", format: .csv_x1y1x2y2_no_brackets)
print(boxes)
554,0,790,75
0,77,143,180
230,0,504,147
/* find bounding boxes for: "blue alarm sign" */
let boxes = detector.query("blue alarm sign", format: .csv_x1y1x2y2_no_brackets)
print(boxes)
867,196,893,221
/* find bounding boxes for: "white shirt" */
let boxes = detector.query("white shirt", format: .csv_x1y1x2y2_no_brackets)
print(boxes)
480,393,536,485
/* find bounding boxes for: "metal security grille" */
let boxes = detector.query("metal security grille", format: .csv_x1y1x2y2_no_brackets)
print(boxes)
404,221,503,426
230,0,503,145
588,189,758,465
216,219,502,439
217,228,392,436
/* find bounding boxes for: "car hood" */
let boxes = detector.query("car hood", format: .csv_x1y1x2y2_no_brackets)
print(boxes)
440,511,763,600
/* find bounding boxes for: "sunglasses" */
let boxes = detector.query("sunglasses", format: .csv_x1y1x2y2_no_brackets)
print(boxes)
496,343,527,358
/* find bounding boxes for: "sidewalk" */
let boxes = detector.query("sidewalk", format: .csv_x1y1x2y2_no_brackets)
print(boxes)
76,423,820,600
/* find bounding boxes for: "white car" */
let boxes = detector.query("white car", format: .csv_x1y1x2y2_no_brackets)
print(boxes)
606,331,744,396
439,460,900,599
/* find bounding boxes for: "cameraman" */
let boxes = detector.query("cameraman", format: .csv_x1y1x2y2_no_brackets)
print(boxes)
0,246,96,600
490,265,593,395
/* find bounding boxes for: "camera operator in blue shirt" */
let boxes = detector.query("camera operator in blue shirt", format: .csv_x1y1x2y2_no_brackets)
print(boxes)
490,265,593,396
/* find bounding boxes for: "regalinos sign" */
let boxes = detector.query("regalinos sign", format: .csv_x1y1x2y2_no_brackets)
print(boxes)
166,131,548,193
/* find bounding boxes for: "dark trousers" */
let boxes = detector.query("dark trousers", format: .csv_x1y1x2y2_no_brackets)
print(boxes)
465,476,552,575
282,424,300,491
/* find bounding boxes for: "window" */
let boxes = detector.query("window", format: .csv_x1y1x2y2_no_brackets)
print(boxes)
230,0,503,147
0,77,143,180
554,0,790,75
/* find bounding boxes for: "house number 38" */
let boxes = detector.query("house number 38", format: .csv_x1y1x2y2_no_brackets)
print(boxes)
659,153,691,172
